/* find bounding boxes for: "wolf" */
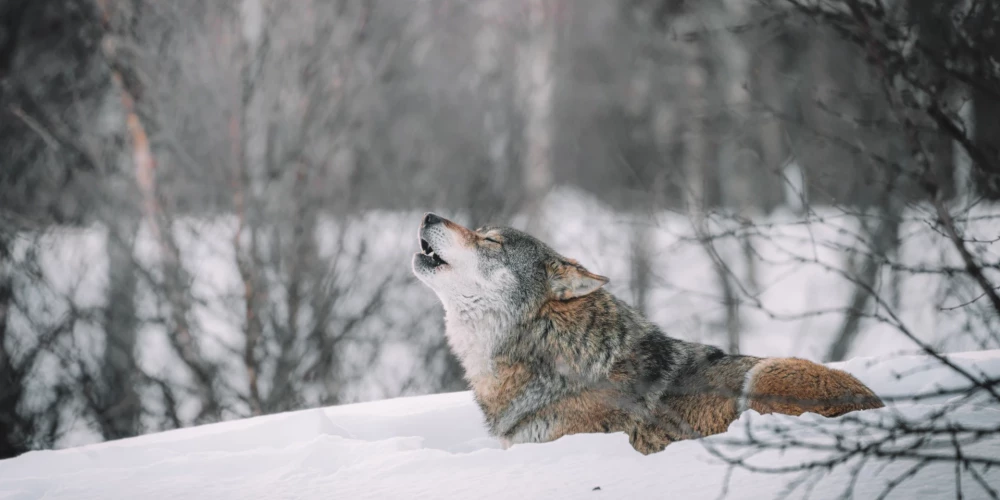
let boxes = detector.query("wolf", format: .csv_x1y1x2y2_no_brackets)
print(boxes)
411,212,884,454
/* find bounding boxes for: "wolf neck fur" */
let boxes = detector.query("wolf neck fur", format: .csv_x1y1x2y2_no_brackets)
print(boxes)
442,294,523,379
443,291,618,381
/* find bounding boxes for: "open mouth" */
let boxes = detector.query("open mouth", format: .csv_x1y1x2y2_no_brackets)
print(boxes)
420,238,448,267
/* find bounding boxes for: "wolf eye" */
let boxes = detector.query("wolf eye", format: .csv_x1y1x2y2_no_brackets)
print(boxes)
483,237,501,245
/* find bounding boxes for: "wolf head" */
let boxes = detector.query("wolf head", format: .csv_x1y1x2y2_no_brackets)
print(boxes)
412,212,609,321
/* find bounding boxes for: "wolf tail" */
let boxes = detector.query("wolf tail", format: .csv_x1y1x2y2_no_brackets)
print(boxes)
738,358,884,417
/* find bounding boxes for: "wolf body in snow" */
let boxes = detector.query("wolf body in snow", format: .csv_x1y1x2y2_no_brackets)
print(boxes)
411,213,884,454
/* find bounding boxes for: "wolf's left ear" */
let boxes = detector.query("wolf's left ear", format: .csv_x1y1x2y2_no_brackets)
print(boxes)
548,259,609,300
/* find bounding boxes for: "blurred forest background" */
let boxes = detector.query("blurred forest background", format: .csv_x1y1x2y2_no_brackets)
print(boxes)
1,0,999,459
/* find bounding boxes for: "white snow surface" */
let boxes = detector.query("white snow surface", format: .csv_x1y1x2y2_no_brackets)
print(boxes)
2,350,999,500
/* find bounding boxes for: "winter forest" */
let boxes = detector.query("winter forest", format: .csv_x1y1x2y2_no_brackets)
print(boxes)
2,0,1000,493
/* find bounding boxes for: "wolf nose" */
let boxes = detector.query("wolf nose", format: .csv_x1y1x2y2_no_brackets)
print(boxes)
422,212,443,227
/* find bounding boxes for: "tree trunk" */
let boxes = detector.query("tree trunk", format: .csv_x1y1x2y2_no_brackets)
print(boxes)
629,223,652,315
972,89,1000,199
678,10,741,353
518,0,556,235
715,0,759,294
97,216,141,440
0,229,28,459
471,0,515,228
720,264,740,355
826,203,901,362
677,9,708,214
98,0,221,424
0,228,10,357
752,6,795,212
265,162,318,413
952,98,975,204
233,0,267,417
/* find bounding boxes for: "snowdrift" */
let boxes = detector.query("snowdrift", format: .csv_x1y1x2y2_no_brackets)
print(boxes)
2,350,999,499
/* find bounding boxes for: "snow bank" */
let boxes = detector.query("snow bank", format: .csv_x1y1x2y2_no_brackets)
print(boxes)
2,350,998,500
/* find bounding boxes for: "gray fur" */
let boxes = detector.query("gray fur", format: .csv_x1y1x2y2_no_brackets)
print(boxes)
412,213,735,450
412,213,883,454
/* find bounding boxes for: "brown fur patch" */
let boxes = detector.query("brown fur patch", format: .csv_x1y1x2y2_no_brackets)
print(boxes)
747,358,885,417
539,297,597,333
481,231,505,244
470,362,533,422
660,393,737,438
544,390,631,437
441,219,478,247
546,260,608,300
537,294,622,375
629,421,675,455
541,391,676,455
442,219,508,249
655,356,762,442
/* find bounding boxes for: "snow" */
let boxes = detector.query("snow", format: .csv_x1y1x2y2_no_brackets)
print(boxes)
2,350,998,500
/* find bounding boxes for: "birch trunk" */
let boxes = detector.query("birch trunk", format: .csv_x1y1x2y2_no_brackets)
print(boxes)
518,0,556,235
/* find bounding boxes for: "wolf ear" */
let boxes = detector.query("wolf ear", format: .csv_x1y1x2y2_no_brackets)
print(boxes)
548,259,609,300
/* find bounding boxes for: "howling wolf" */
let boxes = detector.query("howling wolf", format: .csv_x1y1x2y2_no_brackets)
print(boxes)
412,213,884,454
